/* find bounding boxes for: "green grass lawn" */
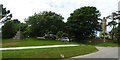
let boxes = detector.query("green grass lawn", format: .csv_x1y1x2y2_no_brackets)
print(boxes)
87,42,119,47
2,38,119,47
95,42,118,47
2,45,97,59
1,38,98,60
2,38,78,48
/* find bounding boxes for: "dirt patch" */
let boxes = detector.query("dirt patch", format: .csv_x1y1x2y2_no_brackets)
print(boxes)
0,44,2,46
3,42,19,45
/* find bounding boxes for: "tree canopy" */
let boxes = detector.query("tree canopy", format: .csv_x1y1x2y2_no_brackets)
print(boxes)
66,6,101,41
0,4,12,23
2,19,20,38
26,11,65,37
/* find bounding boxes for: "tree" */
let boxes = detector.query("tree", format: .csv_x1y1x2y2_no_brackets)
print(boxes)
0,4,12,23
110,23,120,43
56,31,63,38
26,11,65,37
19,23,28,38
107,12,118,29
116,23,120,43
107,12,119,40
66,6,101,42
2,19,20,38
56,31,68,38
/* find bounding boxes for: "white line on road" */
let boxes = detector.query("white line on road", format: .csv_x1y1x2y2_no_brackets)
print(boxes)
0,44,79,50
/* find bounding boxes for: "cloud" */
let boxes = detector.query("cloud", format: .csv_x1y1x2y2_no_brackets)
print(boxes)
0,0,120,34
0,0,119,23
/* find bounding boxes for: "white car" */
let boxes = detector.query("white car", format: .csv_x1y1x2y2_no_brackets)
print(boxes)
60,37,69,42
36,37,45,39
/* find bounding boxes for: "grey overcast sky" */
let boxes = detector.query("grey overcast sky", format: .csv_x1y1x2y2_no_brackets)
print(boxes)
0,0,120,32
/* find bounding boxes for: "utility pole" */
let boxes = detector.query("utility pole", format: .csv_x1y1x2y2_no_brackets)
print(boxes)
0,4,2,20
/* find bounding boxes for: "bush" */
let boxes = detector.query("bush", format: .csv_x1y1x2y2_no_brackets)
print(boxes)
56,31,63,38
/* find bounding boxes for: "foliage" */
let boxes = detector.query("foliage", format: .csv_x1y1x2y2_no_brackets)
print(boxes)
62,33,68,37
56,31,63,38
56,31,68,38
99,32,109,39
19,23,28,37
107,12,119,40
117,23,120,41
66,6,101,41
26,11,65,37
2,19,30,39
0,4,12,23
110,23,120,43
2,19,20,38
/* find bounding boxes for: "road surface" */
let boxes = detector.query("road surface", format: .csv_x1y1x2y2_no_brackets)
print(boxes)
62,47,119,60
72,47,120,58
72,47,119,58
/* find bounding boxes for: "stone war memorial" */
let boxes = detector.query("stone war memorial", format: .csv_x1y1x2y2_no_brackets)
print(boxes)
101,17,107,34
100,17,109,42
13,31,24,40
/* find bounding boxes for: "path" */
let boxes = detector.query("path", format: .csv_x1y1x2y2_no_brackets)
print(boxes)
0,44,79,50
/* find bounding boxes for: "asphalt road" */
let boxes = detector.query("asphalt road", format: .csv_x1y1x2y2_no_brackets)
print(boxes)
73,47,119,58
62,47,119,60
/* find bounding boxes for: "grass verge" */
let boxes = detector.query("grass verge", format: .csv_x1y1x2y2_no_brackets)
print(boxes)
86,42,119,47
2,38,77,48
2,45,97,60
